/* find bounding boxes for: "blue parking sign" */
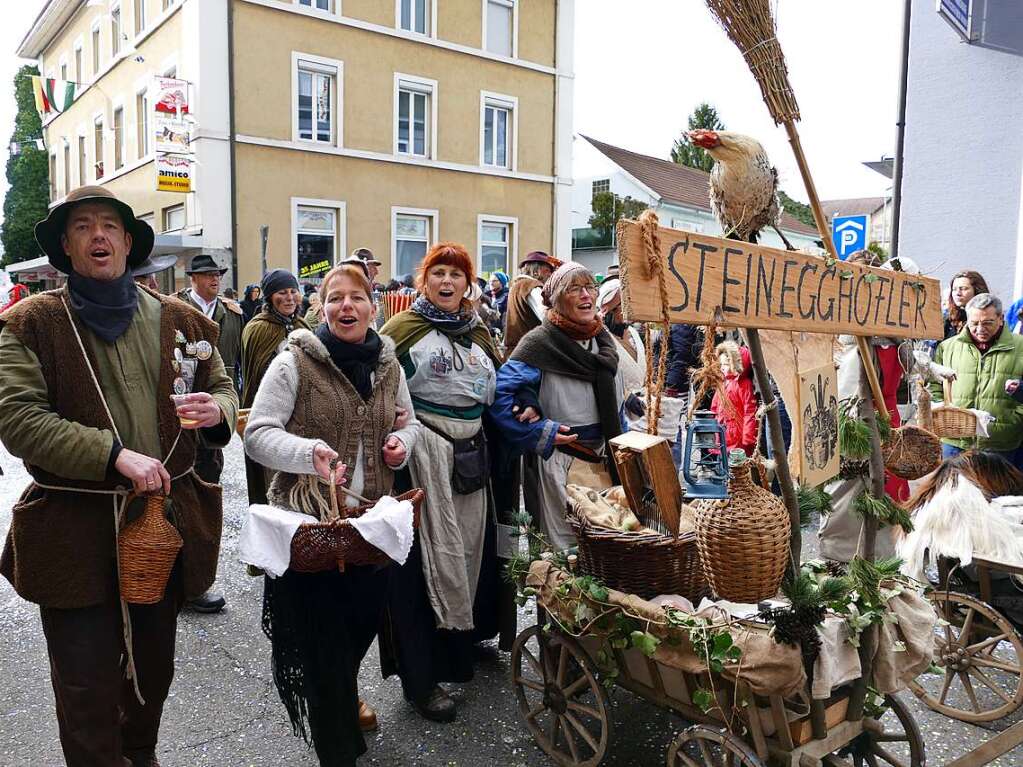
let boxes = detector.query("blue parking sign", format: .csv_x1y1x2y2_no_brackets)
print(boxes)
831,215,869,259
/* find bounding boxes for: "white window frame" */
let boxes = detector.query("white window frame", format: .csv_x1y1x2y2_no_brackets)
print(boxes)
62,139,71,197
59,56,68,83
391,206,438,277
133,0,146,37
479,90,517,171
93,111,106,180
49,151,58,201
395,0,436,37
482,0,518,59
162,203,186,232
136,85,150,158
296,0,335,13
393,73,437,160
91,19,102,77
112,101,125,170
290,197,348,279
591,178,610,199
477,214,518,278
111,3,122,57
76,128,88,188
73,39,84,86
291,52,344,147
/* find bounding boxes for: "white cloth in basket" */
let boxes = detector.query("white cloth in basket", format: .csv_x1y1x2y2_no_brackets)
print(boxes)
239,504,311,577
348,495,415,566
239,496,416,576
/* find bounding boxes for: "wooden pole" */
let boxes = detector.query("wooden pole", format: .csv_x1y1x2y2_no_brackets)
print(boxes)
745,328,801,576
847,365,885,722
783,121,888,412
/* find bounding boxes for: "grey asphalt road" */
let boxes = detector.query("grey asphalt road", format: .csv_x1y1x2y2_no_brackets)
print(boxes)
0,436,1019,766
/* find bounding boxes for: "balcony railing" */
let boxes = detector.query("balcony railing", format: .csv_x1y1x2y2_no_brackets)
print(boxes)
572,226,613,251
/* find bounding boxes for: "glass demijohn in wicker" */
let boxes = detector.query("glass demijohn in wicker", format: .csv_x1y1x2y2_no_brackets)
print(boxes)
693,449,790,603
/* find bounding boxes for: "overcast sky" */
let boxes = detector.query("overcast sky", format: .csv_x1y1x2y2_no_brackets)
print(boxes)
0,1,900,243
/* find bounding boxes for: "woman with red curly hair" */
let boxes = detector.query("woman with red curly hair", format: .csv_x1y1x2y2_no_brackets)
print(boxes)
378,243,510,723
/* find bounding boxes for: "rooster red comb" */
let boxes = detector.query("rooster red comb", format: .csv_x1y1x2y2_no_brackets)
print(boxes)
688,129,721,149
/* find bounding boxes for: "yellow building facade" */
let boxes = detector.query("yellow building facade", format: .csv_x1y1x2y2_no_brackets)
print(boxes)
18,0,574,289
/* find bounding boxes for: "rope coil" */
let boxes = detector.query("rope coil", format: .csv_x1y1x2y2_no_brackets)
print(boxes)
638,211,672,434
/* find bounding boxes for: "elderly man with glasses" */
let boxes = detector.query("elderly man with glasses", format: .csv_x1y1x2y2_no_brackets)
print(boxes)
932,293,1023,462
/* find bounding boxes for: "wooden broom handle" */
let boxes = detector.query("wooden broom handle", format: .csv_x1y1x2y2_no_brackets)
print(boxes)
784,120,888,413
943,377,953,403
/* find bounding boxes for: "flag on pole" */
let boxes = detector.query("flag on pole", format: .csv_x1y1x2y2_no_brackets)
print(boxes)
31,76,76,115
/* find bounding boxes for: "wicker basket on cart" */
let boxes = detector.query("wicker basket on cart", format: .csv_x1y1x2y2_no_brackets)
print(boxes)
567,504,706,602
928,378,977,440
883,424,942,480
290,488,424,572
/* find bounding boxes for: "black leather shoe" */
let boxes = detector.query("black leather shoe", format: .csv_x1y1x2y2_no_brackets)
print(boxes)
125,751,160,767
407,685,456,723
184,591,226,613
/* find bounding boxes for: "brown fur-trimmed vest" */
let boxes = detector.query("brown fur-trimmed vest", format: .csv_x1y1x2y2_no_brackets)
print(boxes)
0,286,223,608
268,329,400,507
504,275,543,357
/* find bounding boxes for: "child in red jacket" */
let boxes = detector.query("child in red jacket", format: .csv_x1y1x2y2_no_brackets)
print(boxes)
710,341,758,456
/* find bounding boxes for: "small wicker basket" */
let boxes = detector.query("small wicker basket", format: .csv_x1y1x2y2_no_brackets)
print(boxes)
118,494,183,605
693,456,790,603
930,379,977,440
883,424,942,480
289,489,424,573
567,504,706,602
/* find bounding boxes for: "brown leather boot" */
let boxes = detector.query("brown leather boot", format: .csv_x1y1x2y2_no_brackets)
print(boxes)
358,699,378,732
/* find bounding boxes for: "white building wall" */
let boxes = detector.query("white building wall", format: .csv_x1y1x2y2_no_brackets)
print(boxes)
900,0,1023,304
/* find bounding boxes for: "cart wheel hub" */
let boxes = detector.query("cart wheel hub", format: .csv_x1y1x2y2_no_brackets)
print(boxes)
546,685,568,715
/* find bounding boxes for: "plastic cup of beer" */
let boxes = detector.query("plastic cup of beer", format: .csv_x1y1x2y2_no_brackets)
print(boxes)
171,394,200,427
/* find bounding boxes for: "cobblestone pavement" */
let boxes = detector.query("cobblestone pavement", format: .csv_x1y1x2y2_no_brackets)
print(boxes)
0,437,1019,765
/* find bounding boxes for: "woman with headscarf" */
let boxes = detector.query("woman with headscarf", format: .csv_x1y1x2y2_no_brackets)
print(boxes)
245,263,420,766
241,284,263,323
378,243,508,723
490,262,624,550
241,269,310,504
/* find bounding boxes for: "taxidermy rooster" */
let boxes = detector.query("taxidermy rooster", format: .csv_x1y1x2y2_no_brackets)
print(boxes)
688,129,796,250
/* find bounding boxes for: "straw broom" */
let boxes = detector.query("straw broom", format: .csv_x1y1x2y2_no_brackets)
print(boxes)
703,0,885,416
704,0,884,724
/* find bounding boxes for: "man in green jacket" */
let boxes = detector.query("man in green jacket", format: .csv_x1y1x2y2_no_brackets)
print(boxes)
932,293,1023,460
174,254,244,614
0,186,238,767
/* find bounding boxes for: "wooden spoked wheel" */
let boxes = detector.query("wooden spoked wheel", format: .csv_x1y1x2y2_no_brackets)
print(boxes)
510,625,612,767
908,590,1023,722
837,694,925,767
666,725,764,767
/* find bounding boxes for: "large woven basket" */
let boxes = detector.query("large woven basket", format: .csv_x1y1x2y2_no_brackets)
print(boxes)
290,489,424,572
930,379,977,440
567,504,706,601
693,458,790,603
883,424,942,480
118,494,183,605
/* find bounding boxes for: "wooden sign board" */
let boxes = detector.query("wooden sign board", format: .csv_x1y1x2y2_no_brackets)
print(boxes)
794,362,841,487
617,220,944,340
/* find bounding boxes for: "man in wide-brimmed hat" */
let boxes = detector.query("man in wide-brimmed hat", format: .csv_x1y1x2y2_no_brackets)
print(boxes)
132,253,178,291
504,250,563,356
0,185,238,767
174,253,244,614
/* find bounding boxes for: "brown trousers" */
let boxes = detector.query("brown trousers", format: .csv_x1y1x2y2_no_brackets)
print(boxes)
39,571,182,767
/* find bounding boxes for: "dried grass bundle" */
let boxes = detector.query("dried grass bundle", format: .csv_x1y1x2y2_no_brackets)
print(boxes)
705,0,800,125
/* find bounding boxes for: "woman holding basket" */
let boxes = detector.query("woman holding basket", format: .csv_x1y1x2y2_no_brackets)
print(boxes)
244,263,419,766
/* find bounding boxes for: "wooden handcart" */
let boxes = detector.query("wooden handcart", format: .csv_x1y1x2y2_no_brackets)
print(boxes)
908,556,1023,766
510,565,924,767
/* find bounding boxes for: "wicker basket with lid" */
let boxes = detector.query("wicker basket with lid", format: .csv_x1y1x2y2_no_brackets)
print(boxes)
693,450,790,603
